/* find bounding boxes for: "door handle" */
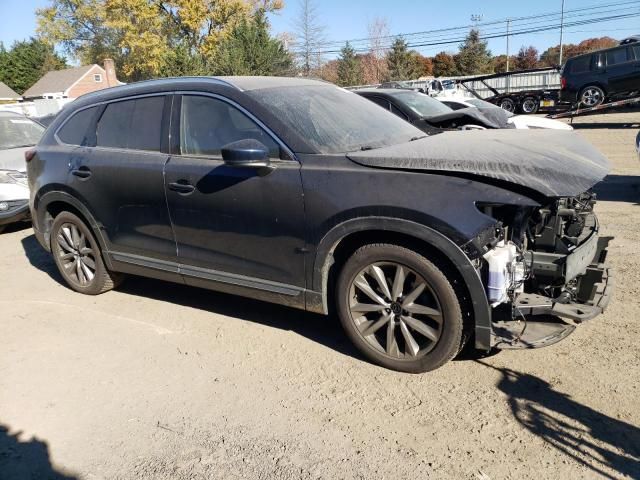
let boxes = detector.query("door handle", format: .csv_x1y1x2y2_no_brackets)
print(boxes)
168,181,195,195
71,166,92,179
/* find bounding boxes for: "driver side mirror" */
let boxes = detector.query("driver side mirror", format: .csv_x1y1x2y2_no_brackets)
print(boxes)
221,139,272,171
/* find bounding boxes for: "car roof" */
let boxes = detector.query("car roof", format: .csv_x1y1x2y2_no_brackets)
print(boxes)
0,111,26,118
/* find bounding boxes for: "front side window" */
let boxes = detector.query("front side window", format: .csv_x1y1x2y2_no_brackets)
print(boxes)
606,47,630,66
96,96,164,151
179,95,280,158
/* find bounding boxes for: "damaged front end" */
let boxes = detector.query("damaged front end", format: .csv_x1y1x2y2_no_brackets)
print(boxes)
470,192,613,349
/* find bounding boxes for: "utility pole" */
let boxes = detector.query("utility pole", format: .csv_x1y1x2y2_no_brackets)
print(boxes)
506,19,511,72
559,0,566,66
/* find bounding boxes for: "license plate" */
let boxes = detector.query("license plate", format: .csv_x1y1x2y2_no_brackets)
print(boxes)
541,100,555,107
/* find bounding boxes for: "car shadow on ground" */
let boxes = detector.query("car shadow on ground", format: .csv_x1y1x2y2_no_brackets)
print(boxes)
594,174,640,205
570,122,640,129
477,361,640,479
0,423,78,480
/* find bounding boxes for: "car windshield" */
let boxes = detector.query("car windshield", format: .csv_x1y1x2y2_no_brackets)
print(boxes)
0,115,45,149
466,98,515,118
246,85,423,154
389,91,454,117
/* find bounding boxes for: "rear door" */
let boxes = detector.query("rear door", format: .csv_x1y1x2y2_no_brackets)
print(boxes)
62,94,177,265
630,44,640,89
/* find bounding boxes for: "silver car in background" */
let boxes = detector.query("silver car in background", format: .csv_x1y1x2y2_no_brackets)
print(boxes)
0,112,44,233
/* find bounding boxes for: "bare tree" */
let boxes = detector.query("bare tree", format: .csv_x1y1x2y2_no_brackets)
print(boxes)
293,0,327,75
366,17,390,83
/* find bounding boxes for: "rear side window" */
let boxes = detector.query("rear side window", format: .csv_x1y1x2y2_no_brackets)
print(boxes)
606,47,630,66
96,96,164,151
58,107,98,145
632,45,640,60
367,96,391,110
569,56,591,74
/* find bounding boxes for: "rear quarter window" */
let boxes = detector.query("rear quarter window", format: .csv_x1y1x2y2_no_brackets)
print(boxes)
606,47,630,66
57,107,99,145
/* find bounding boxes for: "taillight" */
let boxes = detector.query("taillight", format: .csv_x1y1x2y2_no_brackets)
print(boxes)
560,77,567,90
25,148,36,163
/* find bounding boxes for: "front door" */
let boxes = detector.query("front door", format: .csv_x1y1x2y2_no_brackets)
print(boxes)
164,94,306,296
606,46,638,93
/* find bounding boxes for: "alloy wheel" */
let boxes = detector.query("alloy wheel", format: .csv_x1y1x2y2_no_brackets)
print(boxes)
581,87,603,107
500,99,516,113
521,97,538,114
347,262,443,359
56,222,97,286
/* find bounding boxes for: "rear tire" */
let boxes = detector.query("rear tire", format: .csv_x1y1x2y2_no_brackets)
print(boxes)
336,244,464,373
520,96,539,114
579,86,605,108
0,225,5,234
50,211,123,295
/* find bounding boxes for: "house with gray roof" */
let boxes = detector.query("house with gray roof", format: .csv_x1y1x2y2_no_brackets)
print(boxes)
22,59,121,100
0,81,20,101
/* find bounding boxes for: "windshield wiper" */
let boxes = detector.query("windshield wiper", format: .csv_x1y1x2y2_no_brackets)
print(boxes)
360,145,375,151
410,135,428,141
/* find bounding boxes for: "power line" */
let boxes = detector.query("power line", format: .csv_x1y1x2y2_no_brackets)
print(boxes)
297,0,640,53
303,9,640,54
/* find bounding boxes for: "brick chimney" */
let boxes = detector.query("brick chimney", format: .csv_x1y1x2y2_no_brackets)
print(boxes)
103,59,118,87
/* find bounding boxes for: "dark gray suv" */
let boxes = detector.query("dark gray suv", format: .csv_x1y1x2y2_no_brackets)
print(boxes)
27,77,613,372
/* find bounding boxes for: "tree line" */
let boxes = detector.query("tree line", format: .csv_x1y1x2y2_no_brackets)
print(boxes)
0,0,622,95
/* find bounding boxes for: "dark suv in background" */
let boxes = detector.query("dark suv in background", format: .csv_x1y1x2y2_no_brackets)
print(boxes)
560,38,640,107
27,77,613,373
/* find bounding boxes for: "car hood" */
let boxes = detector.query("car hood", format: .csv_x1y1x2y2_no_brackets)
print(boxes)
424,107,508,129
509,115,573,131
0,146,29,172
348,129,610,198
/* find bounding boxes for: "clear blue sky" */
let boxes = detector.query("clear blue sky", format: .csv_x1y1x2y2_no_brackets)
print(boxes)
1,0,639,59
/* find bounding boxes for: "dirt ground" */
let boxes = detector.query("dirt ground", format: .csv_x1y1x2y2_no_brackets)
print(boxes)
1,111,639,480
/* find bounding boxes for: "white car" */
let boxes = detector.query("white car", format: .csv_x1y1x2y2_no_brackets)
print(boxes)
0,112,44,233
440,97,573,131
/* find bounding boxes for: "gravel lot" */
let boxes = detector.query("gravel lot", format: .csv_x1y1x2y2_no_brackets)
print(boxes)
1,111,639,480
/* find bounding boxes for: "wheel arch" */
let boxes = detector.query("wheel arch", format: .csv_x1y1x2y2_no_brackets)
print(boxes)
308,217,492,350
34,190,113,269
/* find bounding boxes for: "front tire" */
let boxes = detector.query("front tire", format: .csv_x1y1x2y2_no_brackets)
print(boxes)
336,244,463,373
579,86,605,108
51,211,123,295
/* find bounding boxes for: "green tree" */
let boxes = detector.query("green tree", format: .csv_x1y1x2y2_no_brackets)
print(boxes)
0,38,67,94
211,11,293,76
336,42,362,86
455,29,492,75
386,38,420,81
432,51,457,77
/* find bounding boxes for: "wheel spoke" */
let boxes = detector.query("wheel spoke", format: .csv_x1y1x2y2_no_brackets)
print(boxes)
351,303,387,314
402,315,439,342
71,225,80,248
75,259,84,284
82,255,96,269
360,312,392,337
403,303,442,322
61,228,75,251
399,319,420,356
60,252,75,261
386,320,399,356
354,274,388,306
80,261,94,281
79,247,92,255
369,265,391,300
391,265,405,300
401,282,426,307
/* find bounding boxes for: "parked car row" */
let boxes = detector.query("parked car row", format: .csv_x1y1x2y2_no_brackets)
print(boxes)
21,76,613,373
0,112,43,233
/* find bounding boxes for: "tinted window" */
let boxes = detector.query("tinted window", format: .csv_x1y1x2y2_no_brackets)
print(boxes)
367,96,391,110
180,95,280,158
606,47,630,66
390,91,453,117
632,45,640,60
390,103,408,120
96,96,164,151
569,55,591,74
57,107,97,146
